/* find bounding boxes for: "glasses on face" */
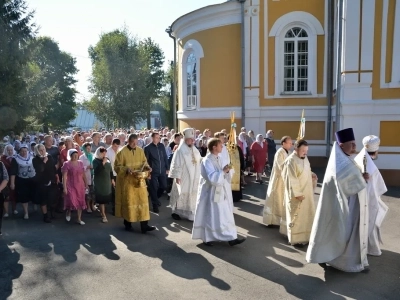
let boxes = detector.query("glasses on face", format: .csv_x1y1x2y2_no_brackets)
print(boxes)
99,148,107,153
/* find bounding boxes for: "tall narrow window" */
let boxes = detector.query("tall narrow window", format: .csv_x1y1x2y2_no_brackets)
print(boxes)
283,27,309,93
186,53,197,109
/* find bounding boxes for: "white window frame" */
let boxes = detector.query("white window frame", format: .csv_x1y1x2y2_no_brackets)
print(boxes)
182,39,204,110
269,12,324,98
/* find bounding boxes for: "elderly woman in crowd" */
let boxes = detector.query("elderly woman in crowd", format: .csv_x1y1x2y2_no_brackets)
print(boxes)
10,144,36,219
0,161,9,235
1,145,17,217
250,134,268,183
60,137,81,167
80,142,95,213
93,147,114,223
62,149,89,225
238,132,252,175
32,144,56,223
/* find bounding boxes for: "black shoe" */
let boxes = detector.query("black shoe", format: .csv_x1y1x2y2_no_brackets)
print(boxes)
228,238,246,246
153,207,159,213
157,201,162,207
171,213,181,220
125,226,134,232
318,263,328,270
43,214,52,223
203,242,213,246
293,243,306,248
141,225,156,234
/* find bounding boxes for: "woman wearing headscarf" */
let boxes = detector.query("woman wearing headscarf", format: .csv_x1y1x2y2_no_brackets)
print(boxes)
9,144,36,219
250,134,268,183
1,145,17,217
93,147,114,223
32,144,56,223
79,142,95,213
60,137,82,167
238,132,252,175
62,149,88,225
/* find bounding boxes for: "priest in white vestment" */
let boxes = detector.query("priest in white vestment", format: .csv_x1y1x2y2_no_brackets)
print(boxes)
192,138,245,247
263,136,292,227
354,135,388,256
280,139,316,245
306,128,370,272
168,128,202,221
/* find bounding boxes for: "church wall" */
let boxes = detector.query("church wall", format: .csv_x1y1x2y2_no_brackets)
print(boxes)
178,24,242,109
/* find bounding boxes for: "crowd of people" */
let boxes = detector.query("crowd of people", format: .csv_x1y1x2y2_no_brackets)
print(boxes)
0,123,389,273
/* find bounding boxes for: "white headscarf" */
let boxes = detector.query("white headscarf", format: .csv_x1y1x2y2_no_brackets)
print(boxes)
3,144,15,159
67,149,78,161
34,144,47,158
238,132,247,155
94,147,106,159
256,134,264,148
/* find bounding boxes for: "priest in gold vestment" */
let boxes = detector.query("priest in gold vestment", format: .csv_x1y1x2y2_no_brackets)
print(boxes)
281,139,316,246
114,133,156,234
263,136,292,227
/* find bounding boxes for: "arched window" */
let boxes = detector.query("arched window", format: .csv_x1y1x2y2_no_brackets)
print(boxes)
269,12,324,97
186,53,197,108
182,39,204,110
283,27,309,92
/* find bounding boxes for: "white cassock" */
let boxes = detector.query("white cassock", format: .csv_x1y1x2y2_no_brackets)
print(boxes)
281,153,315,244
263,147,289,226
306,143,369,272
354,149,388,256
192,153,237,243
168,142,202,220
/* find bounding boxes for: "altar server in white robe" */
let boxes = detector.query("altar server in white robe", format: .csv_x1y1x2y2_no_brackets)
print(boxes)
168,128,202,221
192,138,245,247
263,136,292,227
306,128,370,272
354,135,388,256
281,139,316,246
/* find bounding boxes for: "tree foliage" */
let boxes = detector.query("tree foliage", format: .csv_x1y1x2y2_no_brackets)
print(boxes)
0,1,78,135
0,0,36,133
23,37,78,132
87,30,165,129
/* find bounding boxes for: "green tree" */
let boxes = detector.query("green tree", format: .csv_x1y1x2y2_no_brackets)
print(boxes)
0,0,36,135
23,37,78,132
138,38,165,129
88,29,146,128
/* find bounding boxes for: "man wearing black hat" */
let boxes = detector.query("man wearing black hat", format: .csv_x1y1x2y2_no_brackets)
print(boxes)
306,128,370,273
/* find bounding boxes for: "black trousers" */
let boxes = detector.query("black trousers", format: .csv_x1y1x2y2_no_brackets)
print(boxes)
124,219,148,228
148,173,167,208
0,193,4,232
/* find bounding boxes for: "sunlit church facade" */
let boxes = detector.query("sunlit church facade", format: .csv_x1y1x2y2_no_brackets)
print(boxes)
170,0,400,185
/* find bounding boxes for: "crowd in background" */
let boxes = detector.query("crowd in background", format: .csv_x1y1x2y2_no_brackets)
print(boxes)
0,126,276,234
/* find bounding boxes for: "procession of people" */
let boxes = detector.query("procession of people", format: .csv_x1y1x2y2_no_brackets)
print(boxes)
0,118,390,273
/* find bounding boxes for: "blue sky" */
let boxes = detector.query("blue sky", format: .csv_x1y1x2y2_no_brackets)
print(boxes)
28,0,225,100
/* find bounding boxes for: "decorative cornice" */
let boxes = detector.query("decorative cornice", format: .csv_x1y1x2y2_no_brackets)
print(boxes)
171,1,241,40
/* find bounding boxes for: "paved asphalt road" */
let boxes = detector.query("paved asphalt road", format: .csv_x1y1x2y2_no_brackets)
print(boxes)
1,168,399,300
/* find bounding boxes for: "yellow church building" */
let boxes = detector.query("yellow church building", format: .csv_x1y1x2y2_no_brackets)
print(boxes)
169,0,400,185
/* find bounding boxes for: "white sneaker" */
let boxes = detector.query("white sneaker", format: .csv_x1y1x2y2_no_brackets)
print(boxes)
13,210,18,215
24,214,29,220
3,213,9,218
78,221,85,225
87,208,92,213
66,215,71,222
102,217,108,223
